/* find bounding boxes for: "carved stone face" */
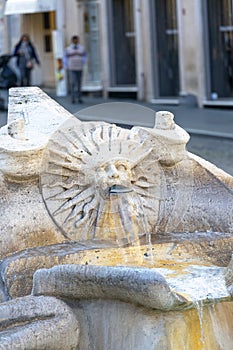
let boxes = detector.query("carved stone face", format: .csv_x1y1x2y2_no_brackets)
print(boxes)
95,159,133,197
40,120,161,243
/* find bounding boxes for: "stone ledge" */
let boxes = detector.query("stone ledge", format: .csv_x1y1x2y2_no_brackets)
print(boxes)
0,87,75,181
32,264,187,311
1,233,233,301
0,295,79,350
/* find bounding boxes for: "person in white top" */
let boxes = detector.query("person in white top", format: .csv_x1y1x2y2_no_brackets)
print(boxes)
64,35,87,104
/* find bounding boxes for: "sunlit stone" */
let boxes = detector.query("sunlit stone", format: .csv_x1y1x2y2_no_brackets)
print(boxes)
0,87,233,349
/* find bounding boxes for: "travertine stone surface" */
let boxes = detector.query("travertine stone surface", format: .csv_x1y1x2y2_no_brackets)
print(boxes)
1,88,233,260
1,232,233,300
0,295,80,349
72,300,233,350
32,264,187,311
0,175,64,260
0,87,233,349
225,254,233,296
40,116,233,245
0,87,74,182
155,110,176,130
40,119,159,243
0,87,74,259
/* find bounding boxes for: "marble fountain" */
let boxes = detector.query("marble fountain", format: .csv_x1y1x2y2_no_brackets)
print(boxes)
0,87,233,349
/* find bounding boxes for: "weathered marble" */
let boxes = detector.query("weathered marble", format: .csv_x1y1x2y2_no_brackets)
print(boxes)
0,87,233,349
0,232,233,301
32,264,187,310
56,299,233,350
0,88,233,261
0,87,75,182
0,88,73,260
225,253,233,296
40,112,233,245
0,295,80,349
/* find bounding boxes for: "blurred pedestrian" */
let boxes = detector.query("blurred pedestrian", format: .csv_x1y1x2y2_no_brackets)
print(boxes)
13,34,40,86
64,35,87,104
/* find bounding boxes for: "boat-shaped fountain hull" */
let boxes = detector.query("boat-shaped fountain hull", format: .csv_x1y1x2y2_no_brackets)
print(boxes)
0,88,233,349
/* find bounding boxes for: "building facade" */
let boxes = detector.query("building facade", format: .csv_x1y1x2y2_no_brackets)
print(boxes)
2,0,233,107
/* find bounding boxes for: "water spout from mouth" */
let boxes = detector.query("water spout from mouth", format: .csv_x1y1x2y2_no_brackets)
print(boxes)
107,187,154,266
109,185,133,194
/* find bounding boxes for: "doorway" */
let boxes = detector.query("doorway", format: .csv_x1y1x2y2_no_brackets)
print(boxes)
151,0,180,98
23,11,56,87
108,0,136,86
206,0,233,98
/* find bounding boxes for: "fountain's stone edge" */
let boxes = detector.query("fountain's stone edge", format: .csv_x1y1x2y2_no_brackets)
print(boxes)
1,87,233,262
0,87,233,349
0,295,80,350
32,264,187,311
1,232,233,301
0,87,75,182
225,253,233,296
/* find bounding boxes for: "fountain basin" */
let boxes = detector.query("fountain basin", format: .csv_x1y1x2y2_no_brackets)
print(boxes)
1,88,233,349
1,231,233,304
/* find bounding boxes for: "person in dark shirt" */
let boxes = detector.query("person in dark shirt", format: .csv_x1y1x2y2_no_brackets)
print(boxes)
14,34,40,86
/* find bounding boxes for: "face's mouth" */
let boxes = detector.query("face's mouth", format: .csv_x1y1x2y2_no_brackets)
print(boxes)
109,185,132,194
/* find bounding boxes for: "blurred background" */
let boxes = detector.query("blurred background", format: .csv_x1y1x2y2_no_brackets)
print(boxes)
0,0,233,176
1,0,233,106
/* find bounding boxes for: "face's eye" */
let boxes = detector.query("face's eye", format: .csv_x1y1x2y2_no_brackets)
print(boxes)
117,163,127,172
98,165,106,171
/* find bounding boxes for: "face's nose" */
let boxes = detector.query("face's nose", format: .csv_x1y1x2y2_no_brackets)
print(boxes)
107,164,119,179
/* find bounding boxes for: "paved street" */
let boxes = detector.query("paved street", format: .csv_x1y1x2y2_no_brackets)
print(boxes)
1,88,233,176
187,135,233,176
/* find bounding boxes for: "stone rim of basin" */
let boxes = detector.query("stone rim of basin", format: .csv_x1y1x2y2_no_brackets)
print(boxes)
32,264,189,311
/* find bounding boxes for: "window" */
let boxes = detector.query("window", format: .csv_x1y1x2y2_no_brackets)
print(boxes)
42,12,55,53
44,34,51,52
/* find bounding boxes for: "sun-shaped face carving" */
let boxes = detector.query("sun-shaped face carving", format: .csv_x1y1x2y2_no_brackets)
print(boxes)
40,119,163,245
95,159,133,197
